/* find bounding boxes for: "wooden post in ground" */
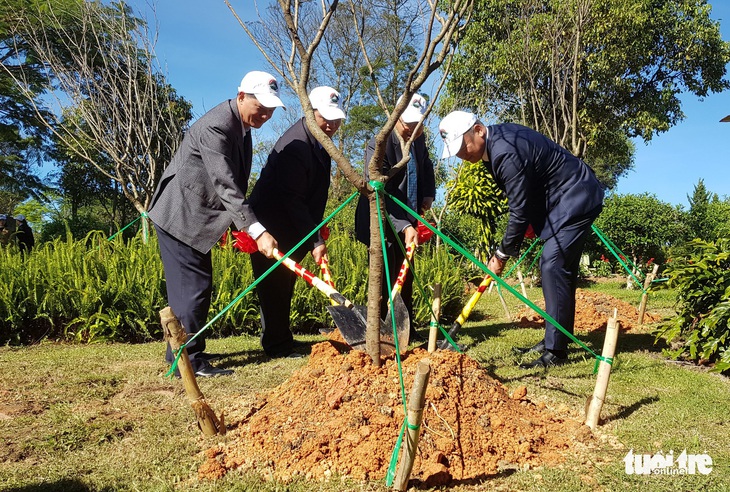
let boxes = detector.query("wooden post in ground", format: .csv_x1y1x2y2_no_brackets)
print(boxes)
428,284,442,353
160,307,225,436
393,359,431,491
497,286,511,321
517,269,528,305
585,308,620,430
638,264,660,325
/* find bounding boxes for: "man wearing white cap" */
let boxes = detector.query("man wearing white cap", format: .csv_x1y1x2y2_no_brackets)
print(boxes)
148,70,285,377
439,111,604,368
354,93,437,342
244,86,346,358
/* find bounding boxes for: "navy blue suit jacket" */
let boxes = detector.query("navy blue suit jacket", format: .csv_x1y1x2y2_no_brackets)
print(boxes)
484,123,604,256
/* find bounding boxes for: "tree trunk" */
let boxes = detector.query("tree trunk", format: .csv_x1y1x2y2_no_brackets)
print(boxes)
366,192,385,366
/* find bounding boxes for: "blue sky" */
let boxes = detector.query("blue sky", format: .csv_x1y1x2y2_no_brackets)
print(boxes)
134,0,730,208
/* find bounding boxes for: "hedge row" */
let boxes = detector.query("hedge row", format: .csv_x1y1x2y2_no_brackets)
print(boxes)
0,228,469,345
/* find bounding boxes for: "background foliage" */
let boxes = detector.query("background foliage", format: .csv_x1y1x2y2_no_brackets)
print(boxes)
656,238,730,373
443,0,730,189
0,224,469,345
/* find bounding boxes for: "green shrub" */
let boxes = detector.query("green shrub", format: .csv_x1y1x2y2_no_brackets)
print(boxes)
1,225,469,345
655,238,730,373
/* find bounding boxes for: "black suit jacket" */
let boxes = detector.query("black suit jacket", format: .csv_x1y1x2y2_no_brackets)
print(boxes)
484,123,605,256
249,117,331,257
148,99,255,253
355,131,436,245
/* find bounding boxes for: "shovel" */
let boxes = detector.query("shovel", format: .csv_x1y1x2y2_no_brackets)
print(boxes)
382,241,415,349
271,249,399,354
438,274,494,350
317,254,338,305
322,251,409,354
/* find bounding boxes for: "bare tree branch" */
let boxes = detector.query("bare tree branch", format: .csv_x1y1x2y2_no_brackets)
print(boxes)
1,1,190,235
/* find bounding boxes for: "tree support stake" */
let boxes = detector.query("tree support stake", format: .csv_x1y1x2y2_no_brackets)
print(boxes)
160,307,225,436
393,359,431,491
585,309,620,430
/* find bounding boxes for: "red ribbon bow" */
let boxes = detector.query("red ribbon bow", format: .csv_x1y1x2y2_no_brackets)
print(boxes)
231,230,258,254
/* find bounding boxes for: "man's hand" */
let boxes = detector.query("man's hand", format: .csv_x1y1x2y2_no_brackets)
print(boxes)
256,231,278,258
312,243,327,264
488,255,506,277
404,225,419,247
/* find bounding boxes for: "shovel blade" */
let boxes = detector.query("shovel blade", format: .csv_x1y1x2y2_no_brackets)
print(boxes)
327,305,399,355
327,305,367,345
383,293,410,353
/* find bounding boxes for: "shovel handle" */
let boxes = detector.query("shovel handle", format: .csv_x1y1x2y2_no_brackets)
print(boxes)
318,255,338,306
439,274,493,349
273,249,351,308
318,254,335,288
390,241,416,298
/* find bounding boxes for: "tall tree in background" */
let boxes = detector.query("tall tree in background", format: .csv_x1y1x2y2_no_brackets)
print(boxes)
687,178,730,242
444,0,730,188
0,0,57,201
687,178,714,241
229,0,473,364
1,0,193,239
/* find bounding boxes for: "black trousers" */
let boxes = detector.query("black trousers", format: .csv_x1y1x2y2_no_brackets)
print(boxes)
155,225,211,371
540,208,602,352
250,250,302,357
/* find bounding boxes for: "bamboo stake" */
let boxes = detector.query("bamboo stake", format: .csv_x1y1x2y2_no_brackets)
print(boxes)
584,308,620,430
160,307,225,436
497,286,511,321
393,359,431,491
428,284,442,353
638,264,659,325
517,269,528,304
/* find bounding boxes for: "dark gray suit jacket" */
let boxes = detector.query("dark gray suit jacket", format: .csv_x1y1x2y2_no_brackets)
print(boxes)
148,99,257,253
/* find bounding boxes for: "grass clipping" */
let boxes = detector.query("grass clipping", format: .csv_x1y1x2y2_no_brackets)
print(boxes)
200,339,582,486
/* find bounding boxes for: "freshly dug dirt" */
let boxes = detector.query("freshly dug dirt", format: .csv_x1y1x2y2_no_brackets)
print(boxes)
515,289,661,332
199,337,588,486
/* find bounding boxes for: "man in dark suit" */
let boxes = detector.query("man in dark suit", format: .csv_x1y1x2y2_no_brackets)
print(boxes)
247,86,345,358
355,94,436,341
148,71,284,377
15,215,34,254
439,111,604,368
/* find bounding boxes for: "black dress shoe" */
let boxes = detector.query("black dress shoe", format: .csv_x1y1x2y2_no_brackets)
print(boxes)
519,350,568,369
194,361,234,377
512,339,546,355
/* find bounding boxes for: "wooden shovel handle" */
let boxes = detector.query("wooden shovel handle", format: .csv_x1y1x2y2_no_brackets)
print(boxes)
391,241,416,298
273,249,352,308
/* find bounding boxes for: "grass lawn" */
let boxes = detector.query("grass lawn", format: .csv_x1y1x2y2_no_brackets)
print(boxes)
1,278,728,491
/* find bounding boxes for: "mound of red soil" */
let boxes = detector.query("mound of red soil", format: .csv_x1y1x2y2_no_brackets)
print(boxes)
515,289,661,332
199,339,588,486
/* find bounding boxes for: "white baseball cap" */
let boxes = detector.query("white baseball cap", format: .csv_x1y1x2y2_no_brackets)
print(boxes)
309,86,346,121
238,71,286,109
398,93,427,123
439,110,477,159
16,214,25,221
